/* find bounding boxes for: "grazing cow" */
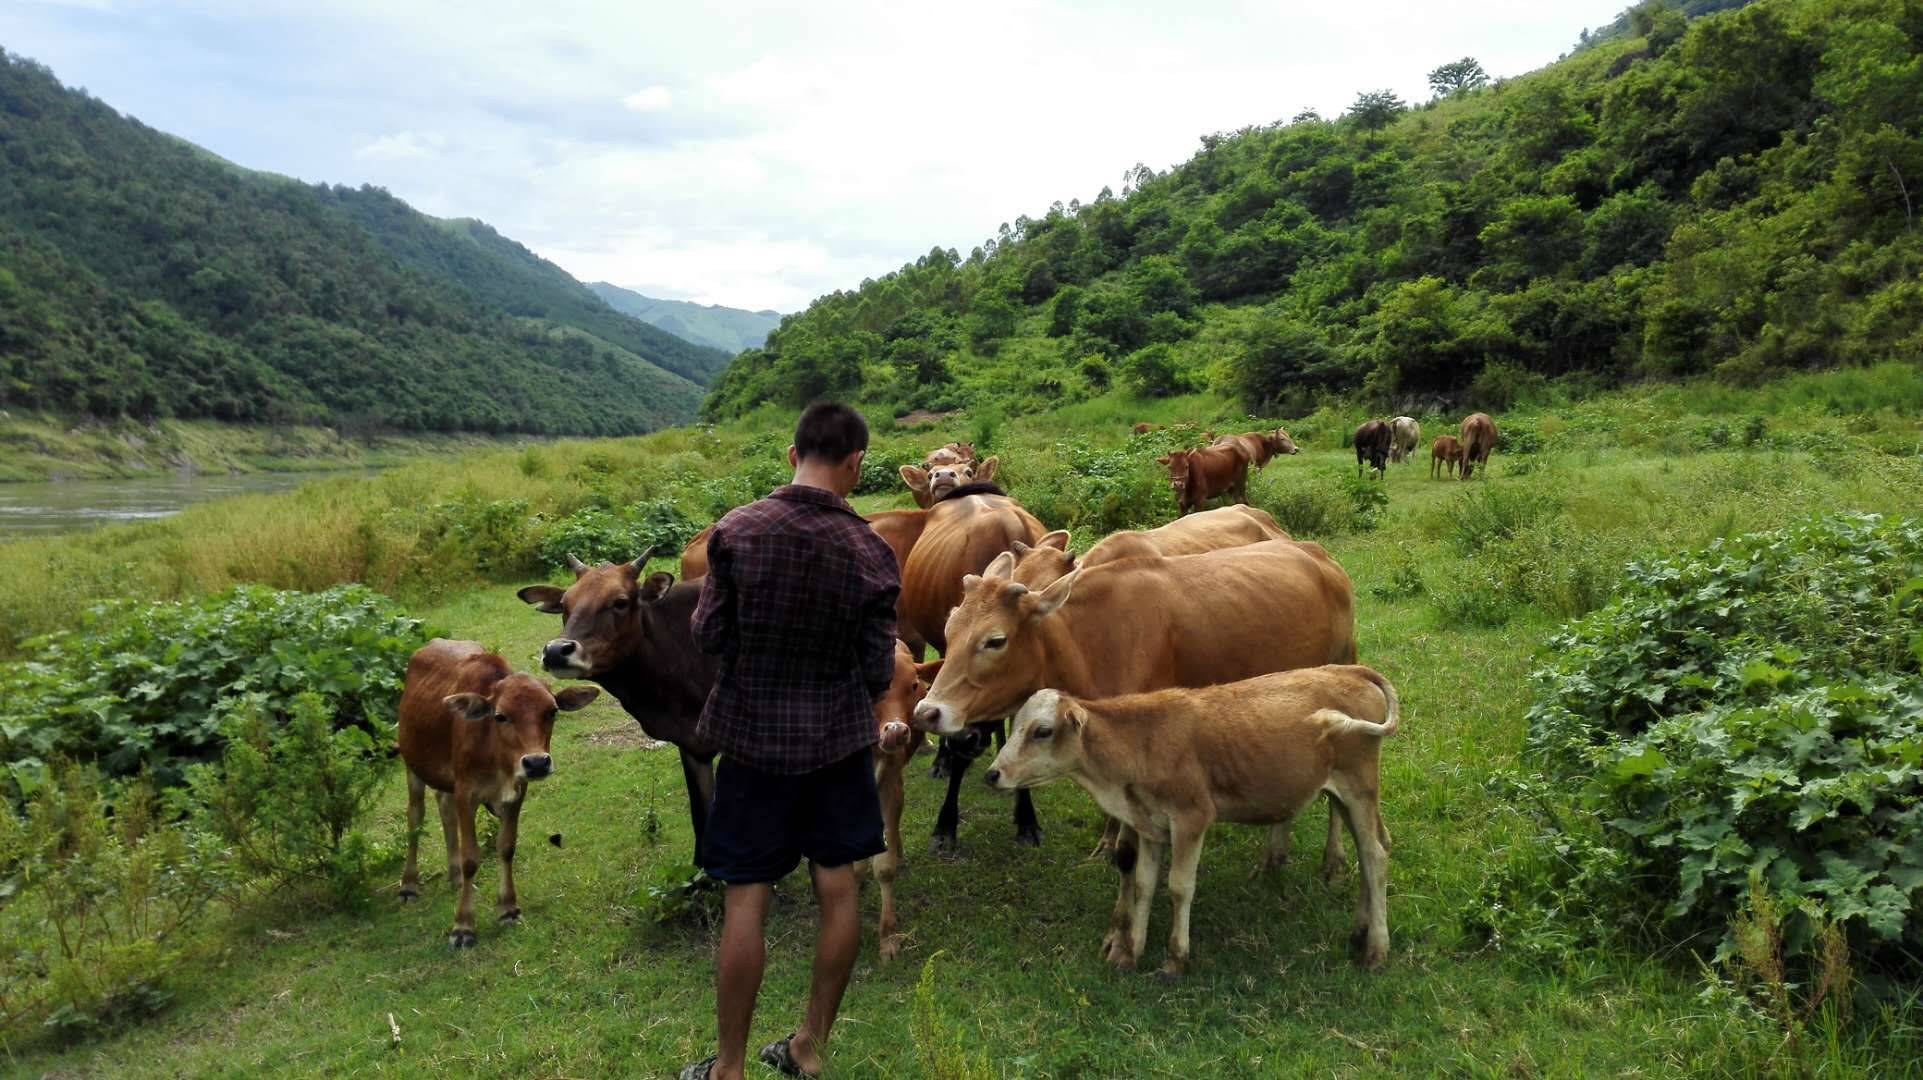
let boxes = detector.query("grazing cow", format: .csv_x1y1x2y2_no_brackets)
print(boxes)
1211,429,1301,470
923,441,975,468
868,641,931,961
1156,443,1250,515
1460,413,1497,479
985,665,1398,974
1131,422,1163,435
1389,417,1420,464
899,456,1000,509
1009,506,1289,589
914,539,1358,860
396,640,600,947
1353,420,1392,479
516,554,719,865
1430,435,1463,479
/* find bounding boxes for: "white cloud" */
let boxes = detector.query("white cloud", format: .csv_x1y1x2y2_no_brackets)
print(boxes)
621,85,672,112
351,131,445,161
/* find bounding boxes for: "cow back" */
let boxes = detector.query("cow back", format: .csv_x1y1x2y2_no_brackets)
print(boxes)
1083,505,1288,569
397,639,512,792
1461,413,1497,461
901,494,1046,653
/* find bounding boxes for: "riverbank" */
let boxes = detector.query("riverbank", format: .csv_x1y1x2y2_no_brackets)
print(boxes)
0,413,534,483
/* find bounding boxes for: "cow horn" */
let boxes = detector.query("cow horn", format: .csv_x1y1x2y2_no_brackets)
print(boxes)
566,553,589,576
1005,583,1029,597
1009,540,1030,557
626,547,656,573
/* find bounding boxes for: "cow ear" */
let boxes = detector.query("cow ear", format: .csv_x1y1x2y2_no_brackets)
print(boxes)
974,456,999,484
554,686,600,712
1038,530,1070,551
899,466,931,499
625,547,657,575
1068,700,1089,731
983,550,1017,580
1155,454,1170,466
517,585,565,614
444,693,493,722
915,658,945,688
1030,568,1079,619
961,573,983,593
640,571,675,604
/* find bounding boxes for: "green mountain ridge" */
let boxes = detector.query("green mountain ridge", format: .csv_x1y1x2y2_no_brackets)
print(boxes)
703,0,1923,421
0,49,721,436
587,281,783,355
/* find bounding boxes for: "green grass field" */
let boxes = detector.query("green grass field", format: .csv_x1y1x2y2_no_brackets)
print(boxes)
15,396,1923,1076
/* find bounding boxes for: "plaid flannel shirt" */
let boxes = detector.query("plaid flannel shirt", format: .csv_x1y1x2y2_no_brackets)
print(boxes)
692,484,902,774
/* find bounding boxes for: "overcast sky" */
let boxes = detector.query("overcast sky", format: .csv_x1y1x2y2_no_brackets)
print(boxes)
4,0,1622,313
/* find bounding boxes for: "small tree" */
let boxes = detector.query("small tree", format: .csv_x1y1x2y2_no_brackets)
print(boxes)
1428,57,1490,99
1348,90,1406,132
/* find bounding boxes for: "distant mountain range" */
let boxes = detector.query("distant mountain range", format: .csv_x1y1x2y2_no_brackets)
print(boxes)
0,48,729,436
589,282,782,355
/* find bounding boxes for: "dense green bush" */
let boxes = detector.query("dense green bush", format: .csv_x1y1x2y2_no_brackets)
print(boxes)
1477,514,1923,964
1255,467,1387,539
1445,485,1562,553
535,497,702,568
415,492,542,575
1009,438,1175,537
0,585,429,798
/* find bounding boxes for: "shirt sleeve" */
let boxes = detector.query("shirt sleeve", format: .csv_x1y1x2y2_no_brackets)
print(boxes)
858,534,902,700
691,525,735,657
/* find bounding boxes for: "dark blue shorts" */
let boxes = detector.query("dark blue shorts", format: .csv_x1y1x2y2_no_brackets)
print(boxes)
700,748,885,885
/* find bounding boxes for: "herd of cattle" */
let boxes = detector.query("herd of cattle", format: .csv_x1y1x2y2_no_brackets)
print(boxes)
389,417,1497,975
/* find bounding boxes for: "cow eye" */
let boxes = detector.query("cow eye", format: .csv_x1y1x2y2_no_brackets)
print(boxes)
1033,725,1053,740
494,712,509,723
981,633,1007,651
612,596,631,610
545,709,558,723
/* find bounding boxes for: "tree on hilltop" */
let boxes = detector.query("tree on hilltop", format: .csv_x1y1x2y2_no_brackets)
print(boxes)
1429,57,1490,99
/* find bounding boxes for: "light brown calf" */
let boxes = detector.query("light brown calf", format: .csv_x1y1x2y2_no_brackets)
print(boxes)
1460,413,1498,479
1156,443,1250,515
899,455,1000,508
1430,435,1462,479
396,640,599,947
1009,506,1288,588
923,441,976,468
1131,422,1162,435
867,641,930,961
986,665,1398,976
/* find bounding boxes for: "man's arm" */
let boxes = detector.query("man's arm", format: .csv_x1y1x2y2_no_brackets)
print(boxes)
691,526,735,657
857,539,901,699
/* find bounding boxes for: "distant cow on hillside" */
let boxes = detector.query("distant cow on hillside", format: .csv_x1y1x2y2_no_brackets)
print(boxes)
1389,417,1419,464
1353,420,1392,479
1460,413,1497,479
1430,435,1462,479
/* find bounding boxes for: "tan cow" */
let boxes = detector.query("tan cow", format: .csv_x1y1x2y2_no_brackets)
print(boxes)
899,456,1000,509
985,665,1398,975
867,641,930,961
1010,506,1289,589
1131,422,1163,435
1430,435,1462,479
396,640,599,947
1460,413,1497,479
1156,443,1250,515
1211,429,1301,470
1389,416,1419,464
923,441,975,468
913,539,1358,859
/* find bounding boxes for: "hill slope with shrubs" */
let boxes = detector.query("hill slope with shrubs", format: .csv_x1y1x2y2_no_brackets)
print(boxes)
703,0,1923,421
0,50,724,435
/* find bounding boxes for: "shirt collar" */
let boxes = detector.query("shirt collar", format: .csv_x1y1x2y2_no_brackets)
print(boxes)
768,483,860,515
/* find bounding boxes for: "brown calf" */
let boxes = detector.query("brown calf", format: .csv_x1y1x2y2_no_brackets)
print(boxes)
1460,413,1497,479
986,665,1398,976
1430,435,1462,479
899,456,1000,508
923,441,976,468
1155,443,1249,515
396,640,599,947
868,641,931,961
1131,422,1163,435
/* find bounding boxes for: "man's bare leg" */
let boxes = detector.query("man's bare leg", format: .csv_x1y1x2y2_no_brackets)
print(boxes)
787,862,860,1075
712,882,774,1080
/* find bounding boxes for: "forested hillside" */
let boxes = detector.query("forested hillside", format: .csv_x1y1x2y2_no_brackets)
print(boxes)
704,0,1923,421
0,50,714,435
588,282,782,355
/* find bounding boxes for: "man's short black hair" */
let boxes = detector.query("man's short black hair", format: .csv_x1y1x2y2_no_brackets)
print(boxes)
794,402,869,463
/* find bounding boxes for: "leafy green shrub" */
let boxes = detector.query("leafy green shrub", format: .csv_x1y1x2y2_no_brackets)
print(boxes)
1445,485,1561,554
419,492,541,574
1491,514,1923,965
1431,517,1615,628
1256,468,1385,539
857,445,923,496
186,693,392,908
640,864,722,930
692,434,791,518
1010,438,1175,536
0,585,428,797
1340,468,1389,531
0,764,228,1039
1368,546,1427,601
535,498,701,568
911,952,995,1080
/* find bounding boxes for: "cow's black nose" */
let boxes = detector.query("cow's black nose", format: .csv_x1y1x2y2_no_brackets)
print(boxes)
522,754,552,779
984,769,1001,786
542,641,577,669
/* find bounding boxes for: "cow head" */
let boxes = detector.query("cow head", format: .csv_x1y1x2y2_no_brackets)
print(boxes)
900,456,1000,508
984,689,1086,790
873,642,930,754
1266,429,1300,456
1008,530,1073,587
922,441,975,468
515,551,674,679
1157,450,1192,503
912,551,1079,736
444,674,599,782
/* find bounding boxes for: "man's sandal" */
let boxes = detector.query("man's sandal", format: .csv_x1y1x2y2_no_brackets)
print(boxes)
758,1033,819,1078
678,1055,717,1079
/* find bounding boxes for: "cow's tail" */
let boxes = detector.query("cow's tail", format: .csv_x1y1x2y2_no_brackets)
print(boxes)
1318,668,1400,739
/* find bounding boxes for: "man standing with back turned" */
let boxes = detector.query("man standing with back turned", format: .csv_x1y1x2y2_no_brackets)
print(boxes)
680,402,901,1080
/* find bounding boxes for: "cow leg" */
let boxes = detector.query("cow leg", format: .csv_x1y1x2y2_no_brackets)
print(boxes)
874,744,911,962
1258,819,1294,875
435,790,461,892
1329,782,1391,967
449,791,481,948
495,788,524,924
1090,816,1121,859
400,769,427,901
931,725,987,855
1113,834,1163,972
680,750,715,865
1162,817,1210,980
1319,794,1348,882
1103,824,1140,963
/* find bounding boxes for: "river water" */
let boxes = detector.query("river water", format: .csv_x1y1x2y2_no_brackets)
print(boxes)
0,471,334,537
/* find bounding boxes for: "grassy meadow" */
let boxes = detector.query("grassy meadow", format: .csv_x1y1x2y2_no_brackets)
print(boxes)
7,368,1923,1076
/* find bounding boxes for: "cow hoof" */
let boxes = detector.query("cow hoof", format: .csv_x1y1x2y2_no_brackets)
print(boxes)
448,929,477,949
498,907,520,924
930,833,960,858
927,760,949,780
398,887,419,903
1015,827,1042,848
879,935,901,963
1157,965,1185,983
1108,951,1137,972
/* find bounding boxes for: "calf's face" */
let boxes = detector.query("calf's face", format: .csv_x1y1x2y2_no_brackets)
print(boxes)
984,690,1085,790
444,675,599,782
873,643,928,752
515,554,674,678
1157,451,1191,502
913,553,1077,736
